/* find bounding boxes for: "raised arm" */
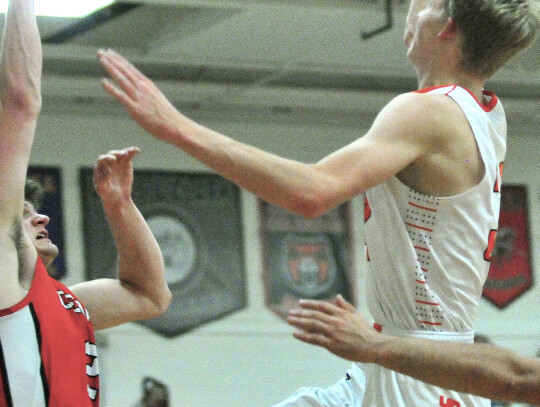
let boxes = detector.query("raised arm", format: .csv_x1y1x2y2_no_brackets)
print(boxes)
70,147,171,330
0,0,42,222
98,49,437,218
288,296,540,405
0,0,42,303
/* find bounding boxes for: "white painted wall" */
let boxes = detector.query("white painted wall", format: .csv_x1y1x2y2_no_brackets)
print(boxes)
30,89,539,406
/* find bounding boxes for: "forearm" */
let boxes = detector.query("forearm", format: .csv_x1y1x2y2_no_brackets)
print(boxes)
103,197,171,315
0,0,42,113
374,336,540,404
0,0,41,226
160,117,343,217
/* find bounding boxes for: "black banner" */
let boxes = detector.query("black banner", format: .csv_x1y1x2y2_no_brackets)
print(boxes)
80,169,246,336
27,166,66,280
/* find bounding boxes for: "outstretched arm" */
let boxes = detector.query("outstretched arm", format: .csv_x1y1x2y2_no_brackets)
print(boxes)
98,49,433,218
288,296,540,405
0,0,42,301
70,147,171,330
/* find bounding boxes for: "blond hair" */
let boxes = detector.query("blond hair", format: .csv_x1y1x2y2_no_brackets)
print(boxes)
444,0,539,78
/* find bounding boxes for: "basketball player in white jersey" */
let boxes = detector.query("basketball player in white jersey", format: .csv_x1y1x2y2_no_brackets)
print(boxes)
97,0,538,405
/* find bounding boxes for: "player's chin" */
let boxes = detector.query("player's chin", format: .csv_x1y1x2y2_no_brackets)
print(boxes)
36,243,59,266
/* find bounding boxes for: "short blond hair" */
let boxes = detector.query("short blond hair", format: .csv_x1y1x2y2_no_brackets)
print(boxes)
444,0,539,78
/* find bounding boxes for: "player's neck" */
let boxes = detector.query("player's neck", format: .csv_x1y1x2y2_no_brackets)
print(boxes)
417,70,486,104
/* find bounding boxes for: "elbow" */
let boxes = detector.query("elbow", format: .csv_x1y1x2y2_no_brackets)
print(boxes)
288,189,340,219
1,79,42,118
150,287,173,318
3,92,41,119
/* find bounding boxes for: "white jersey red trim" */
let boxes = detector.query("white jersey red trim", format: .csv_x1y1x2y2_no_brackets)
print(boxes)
365,85,506,332
361,85,505,406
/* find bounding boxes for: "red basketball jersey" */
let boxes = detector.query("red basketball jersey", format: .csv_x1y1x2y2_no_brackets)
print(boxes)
0,258,99,407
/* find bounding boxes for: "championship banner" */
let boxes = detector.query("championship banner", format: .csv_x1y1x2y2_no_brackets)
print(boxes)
27,166,66,280
483,185,533,308
260,201,355,317
80,169,246,337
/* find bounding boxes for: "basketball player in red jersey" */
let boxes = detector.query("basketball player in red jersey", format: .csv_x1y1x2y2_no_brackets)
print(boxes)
97,0,538,405
0,1,171,406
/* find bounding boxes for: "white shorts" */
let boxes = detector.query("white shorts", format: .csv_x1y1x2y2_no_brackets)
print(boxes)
271,362,365,407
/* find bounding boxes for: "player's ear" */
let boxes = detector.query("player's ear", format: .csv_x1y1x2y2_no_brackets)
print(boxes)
438,17,457,39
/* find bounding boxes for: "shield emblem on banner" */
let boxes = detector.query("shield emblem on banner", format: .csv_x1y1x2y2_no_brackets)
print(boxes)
483,186,533,308
283,234,338,298
260,201,354,318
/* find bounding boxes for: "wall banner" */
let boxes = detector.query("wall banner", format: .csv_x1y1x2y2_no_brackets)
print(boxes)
260,201,355,318
80,169,246,336
483,185,533,308
27,166,66,280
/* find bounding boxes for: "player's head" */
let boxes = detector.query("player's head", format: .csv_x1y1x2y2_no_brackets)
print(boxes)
443,0,538,78
405,0,538,79
23,179,59,267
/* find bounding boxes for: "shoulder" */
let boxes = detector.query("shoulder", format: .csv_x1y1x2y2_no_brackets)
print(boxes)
382,91,462,124
369,92,464,149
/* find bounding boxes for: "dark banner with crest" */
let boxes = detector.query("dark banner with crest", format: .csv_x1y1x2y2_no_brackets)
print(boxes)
80,169,246,336
260,201,355,317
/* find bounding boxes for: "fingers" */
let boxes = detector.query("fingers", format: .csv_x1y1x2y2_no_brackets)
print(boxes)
292,330,332,348
99,49,141,101
336,294,357,312
95,147,140,168
98,48,146,82
287,304,338,339
297,298,341,315
98,49,147,97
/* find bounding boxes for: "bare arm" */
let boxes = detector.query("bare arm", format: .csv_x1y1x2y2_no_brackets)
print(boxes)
0,0,42,304
70,147,171,330
0,0,42,224
288,296,540,405
98,49,437,218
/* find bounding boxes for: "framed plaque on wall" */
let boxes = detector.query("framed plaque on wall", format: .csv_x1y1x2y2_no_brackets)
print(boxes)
260,200,356,318
27,166,66,280
80,169,246,336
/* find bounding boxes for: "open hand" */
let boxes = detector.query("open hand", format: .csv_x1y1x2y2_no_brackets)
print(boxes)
98,48,183,139
287,294,379,363
93,147,140,208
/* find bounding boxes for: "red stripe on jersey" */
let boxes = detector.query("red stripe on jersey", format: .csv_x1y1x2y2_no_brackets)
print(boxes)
416,300,440,306
406,222,434,232
408,202,437,212
414,246,430,252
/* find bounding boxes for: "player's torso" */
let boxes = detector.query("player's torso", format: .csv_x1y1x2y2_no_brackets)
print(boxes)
364,85,506,332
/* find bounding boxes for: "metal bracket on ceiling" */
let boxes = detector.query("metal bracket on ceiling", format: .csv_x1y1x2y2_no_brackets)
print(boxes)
361,0,393,39
42,3,141,44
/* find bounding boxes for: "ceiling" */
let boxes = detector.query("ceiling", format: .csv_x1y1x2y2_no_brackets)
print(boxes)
5,0,540,120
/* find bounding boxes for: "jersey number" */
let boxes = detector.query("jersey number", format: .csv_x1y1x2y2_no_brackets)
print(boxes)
86,341,99,401
440,396,460,407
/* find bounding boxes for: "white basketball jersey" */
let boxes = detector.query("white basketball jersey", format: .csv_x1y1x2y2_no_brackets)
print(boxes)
361,85,506,407
365,85,506,332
